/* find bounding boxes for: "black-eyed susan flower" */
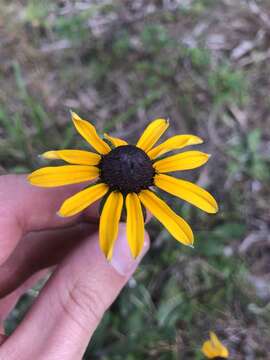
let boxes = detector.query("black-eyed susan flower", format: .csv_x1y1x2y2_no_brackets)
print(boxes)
28,112,218,259
202,332,229,359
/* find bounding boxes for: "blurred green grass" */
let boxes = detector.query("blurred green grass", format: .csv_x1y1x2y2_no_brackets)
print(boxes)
1,1,270,359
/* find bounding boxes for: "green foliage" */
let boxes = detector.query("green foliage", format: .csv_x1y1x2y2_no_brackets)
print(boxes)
227,128,270,182
112,30,131,58
179,0,217,15
54,11,91,42
24,0,54,26
184,47,210,69
140,25,172,54
208,64,248,106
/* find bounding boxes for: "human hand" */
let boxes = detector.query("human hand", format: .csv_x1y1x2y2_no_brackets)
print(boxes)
0,175,149,359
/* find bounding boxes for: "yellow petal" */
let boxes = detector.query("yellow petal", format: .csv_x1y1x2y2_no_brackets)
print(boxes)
28,165,99,187
104,133,128,147
136,118,169,152
210,332,221,348
71,112,111,155
147,134,203,159
154,151,210,173
201,340,217,358
210,332,229,358
126,193,145,258
139,190,193,246
99,191,123,260
220,346,229,358
155,174,218,213
58,183,109,217
41,150,101,166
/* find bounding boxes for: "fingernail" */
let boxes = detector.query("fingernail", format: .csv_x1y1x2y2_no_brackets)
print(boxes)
110,224,149,276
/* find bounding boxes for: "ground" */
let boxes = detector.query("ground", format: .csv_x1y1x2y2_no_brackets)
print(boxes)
0,0,270,359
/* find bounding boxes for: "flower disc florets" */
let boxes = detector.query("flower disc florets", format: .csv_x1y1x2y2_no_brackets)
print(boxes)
99,145,155,194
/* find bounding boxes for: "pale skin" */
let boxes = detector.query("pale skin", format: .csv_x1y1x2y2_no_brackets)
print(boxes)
0,175,149,359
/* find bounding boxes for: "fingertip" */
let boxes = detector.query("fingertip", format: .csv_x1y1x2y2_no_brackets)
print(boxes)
110,223,149,277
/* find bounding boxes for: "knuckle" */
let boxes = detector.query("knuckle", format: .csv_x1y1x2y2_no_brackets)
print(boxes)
58,281,107,332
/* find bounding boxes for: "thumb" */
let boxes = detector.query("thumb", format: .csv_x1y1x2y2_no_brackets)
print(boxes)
0,224,149,360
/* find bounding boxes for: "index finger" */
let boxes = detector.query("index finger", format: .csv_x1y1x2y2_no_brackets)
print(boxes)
0,174,99,265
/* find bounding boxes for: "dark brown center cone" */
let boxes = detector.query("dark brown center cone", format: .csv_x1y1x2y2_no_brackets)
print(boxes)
99,145,155,194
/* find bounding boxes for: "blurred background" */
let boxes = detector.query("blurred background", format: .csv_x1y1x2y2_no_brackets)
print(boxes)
1,0,270,359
